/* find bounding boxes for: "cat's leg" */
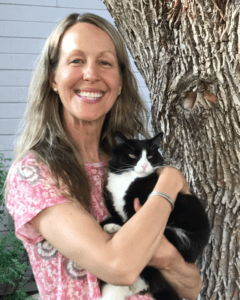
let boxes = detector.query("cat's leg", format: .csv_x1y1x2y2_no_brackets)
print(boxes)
100,283,133,300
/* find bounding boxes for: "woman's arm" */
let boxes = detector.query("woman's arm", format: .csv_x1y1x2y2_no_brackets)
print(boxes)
30,167,185,286
148,236,202,300
133,173,202,300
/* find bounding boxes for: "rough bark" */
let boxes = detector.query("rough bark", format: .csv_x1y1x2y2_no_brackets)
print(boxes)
103,0,240,299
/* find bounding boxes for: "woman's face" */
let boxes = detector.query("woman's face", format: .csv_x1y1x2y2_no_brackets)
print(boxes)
51,22,122,126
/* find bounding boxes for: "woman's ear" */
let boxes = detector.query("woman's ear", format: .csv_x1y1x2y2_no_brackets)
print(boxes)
50,73,58,91
120,80,123,93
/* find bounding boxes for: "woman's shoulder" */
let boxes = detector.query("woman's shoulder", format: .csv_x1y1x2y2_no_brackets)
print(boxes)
10,151,39,169
8,151,50,185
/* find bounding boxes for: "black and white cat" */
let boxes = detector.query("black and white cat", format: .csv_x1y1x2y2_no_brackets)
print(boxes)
100,131,211,300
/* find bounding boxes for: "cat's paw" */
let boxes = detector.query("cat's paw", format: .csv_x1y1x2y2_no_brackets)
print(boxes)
101,283,133,300
103,223,121,234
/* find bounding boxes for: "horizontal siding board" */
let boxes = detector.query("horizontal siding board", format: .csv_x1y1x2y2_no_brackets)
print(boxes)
0,37,44,54
0,5,113,24
0,21,54,38
0,5,61,22
0,119,21,134
0,70,31,87
0,13,113,38
0,0,56,6
0,0,106,9
0,135,16,151
58,0,106,10
0,150,14,160
0,87,28,103
0,103,26,118
0,53,38,70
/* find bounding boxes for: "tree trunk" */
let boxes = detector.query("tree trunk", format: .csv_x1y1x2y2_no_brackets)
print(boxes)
103,0,240,299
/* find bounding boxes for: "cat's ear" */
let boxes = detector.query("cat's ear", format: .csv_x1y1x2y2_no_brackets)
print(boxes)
150,132,163,147
113,131,128,146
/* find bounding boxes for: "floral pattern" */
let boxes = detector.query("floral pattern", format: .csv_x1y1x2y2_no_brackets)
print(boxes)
65,260,87,280
17,163,41,186
6,152,153,300
35,240,59,260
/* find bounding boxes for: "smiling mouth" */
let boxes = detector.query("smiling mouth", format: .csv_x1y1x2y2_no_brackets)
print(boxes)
76,91,104,103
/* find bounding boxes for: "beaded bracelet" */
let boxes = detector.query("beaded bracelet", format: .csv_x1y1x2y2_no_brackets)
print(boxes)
148,191,175,210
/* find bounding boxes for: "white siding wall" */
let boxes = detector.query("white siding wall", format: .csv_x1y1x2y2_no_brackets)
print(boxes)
0,0,151,160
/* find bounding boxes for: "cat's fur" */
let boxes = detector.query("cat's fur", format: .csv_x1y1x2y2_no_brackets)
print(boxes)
100,132,211,300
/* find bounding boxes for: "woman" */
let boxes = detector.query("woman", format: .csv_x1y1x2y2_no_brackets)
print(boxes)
6,13,202,299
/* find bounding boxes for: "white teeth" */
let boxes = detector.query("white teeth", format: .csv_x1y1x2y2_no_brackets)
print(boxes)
78,92,103,99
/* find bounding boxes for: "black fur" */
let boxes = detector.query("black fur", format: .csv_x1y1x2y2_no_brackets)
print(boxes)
101,132,210,300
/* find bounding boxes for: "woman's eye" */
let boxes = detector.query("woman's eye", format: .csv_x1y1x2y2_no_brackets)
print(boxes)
71,59,83,64
129,154,136,159
100,61,111,66
148,156,153,159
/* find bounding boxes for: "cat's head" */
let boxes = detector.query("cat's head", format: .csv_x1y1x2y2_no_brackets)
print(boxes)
109,132,164,177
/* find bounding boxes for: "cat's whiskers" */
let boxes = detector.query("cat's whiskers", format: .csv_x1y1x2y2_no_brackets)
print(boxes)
152,163,165,170
109,165,133,174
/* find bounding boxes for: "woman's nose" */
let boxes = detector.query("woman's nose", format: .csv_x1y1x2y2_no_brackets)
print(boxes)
83,63,99,82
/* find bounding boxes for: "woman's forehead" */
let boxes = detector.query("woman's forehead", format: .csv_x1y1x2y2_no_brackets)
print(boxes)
60,22,117,56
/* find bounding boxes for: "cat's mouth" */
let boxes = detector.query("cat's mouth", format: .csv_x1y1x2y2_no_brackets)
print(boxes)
136,170,150,177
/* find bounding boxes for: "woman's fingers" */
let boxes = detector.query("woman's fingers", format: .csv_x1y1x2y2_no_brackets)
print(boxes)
134,198,142,212
157,166,191,195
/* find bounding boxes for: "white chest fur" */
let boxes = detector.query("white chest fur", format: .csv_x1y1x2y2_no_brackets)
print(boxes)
106,171,138,222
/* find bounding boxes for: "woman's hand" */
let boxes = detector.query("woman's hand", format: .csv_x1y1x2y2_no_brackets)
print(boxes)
156,166,191,195
151,238,202,300
147,235,177,270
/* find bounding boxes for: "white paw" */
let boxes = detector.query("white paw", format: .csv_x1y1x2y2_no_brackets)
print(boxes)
103,224,121,234
130,276,149,294
101,284,133,300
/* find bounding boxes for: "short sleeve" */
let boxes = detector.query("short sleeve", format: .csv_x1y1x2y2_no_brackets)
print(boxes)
6,153,70,244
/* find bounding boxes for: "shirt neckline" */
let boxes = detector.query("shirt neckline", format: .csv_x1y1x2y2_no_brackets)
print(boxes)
84,159,109,168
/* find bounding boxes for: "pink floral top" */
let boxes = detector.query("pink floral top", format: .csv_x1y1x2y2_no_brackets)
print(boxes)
6,152,154,300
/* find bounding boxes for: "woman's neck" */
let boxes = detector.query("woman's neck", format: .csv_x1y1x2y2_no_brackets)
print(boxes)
63,117,106,164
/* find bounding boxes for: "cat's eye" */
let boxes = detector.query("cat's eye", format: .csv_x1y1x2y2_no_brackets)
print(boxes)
148,156,153,159
128,154,136,159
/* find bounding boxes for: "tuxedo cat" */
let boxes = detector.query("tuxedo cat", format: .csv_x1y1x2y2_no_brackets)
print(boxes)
100,132,210,300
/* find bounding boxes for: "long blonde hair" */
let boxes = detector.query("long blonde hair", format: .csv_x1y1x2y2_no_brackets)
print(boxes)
10,13,150,211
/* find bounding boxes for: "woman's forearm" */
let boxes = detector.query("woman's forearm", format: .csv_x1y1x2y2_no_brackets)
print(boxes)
109,193,173,282
161,255,202,300
148,236,202,300
109,167,184,282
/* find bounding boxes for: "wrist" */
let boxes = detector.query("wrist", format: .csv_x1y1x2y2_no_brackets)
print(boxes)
148,236,177,270
155,178,182,202
148,191,175,210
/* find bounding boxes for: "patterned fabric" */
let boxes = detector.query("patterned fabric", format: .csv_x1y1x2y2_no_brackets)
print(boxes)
7,152,154,300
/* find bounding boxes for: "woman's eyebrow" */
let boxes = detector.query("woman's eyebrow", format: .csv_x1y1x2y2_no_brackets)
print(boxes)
98,50,116,57
67,49,116,57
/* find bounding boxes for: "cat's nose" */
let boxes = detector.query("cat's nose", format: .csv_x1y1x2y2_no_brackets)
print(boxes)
142,163,148,170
